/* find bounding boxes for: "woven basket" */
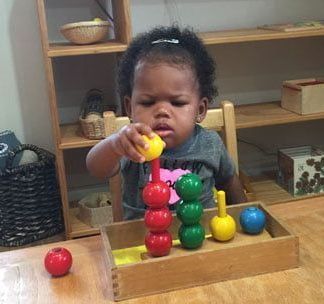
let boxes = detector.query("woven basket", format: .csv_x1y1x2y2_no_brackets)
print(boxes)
77,192,113,227
79,114,105,139
0,144,64,247
60,20,110,45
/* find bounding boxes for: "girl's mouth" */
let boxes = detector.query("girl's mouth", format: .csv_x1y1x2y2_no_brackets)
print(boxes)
154,124,174,138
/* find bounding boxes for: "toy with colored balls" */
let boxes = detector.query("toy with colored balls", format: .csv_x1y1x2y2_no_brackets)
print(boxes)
209,190,236,241
178,223,205,249
142,181,170,208
175,173,205,249
176,200,203,225
240,206,266,234
175,173,203,201
145,231,172,257
144,207,172,231
44,247,72,277
136,133,165,161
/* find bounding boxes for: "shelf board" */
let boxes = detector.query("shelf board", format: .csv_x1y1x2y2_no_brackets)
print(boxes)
59,102,324,149
48,40,128,57
48,27,324,58
235,101,324,129
199,27,324,45
69,208,99,238
59,123,101,149
249,175,324,205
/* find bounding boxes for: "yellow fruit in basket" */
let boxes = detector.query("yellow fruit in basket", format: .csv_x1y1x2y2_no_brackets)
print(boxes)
93,18,102,22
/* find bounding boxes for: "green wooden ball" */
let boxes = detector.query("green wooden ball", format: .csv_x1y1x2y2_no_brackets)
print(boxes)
175,173,202,201
178,223,205,249
176,200,203,225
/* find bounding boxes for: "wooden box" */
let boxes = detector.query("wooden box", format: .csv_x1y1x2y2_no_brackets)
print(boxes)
281,78,324,114
278,145,324,196
100,202,299,301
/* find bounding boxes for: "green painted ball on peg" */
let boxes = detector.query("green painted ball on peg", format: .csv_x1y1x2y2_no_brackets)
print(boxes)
178,223,205,249
176,200,203,225
175,173,203,201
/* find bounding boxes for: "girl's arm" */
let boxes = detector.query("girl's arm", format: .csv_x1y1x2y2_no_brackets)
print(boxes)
218,174,247,205
86,123,153,179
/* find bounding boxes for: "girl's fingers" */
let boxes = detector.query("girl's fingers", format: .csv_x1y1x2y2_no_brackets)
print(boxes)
120,136,145,163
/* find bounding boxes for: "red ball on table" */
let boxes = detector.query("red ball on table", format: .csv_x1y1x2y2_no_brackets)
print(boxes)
145,231,172,257
44,247,73,277
142,181,170,208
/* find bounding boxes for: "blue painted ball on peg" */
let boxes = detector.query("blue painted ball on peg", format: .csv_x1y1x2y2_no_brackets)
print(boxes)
240,207,266,234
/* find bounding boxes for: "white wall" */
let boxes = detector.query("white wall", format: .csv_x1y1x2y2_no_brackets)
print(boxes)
0,0,53,151
1,0,324,184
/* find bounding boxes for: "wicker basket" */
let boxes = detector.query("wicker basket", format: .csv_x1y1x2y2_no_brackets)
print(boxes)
60,20,110,45
0,144,64,247
77,192,113,227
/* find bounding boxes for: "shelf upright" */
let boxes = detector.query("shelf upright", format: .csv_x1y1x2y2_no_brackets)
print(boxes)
36,0,132,239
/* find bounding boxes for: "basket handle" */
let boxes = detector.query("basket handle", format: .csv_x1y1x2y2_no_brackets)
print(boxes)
5,144,48,169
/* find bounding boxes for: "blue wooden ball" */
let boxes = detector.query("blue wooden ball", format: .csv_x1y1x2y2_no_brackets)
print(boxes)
240,207,266,234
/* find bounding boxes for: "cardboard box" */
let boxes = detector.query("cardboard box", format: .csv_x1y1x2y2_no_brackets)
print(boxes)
100,202,298,301
281,78,324,114
278,146,324,196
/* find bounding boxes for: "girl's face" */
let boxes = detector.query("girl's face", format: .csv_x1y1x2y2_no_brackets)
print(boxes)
124,62,207,149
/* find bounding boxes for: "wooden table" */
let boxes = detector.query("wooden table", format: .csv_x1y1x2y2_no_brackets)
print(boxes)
1,197,324,303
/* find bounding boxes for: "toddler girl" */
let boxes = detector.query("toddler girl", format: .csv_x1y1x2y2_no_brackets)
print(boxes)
87,26,247,219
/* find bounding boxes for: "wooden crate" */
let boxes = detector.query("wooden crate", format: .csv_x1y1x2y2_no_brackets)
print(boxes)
281,78,324,114
278,145,324,196
100,202,299,301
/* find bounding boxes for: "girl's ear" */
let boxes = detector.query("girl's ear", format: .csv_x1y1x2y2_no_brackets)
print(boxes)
196,97,208,123
124,96,132,118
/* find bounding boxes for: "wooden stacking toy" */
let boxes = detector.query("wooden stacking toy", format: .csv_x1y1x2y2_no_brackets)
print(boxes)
175,173,205,249
210,190,236,241
138,133,172,257
240,206,266,234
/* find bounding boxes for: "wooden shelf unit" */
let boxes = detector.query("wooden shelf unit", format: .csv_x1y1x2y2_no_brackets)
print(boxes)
36,0,132,239
37,0,324,239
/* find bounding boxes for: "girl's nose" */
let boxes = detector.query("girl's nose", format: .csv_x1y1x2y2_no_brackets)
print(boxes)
154,102,171,118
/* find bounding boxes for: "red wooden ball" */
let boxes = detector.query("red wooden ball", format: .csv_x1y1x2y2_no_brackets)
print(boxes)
144,207,172,231
44,247,72,277
142,181,170,208
145,231,172,257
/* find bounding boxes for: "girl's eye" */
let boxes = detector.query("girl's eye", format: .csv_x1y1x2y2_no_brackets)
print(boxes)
171,100,186,107
139,100,154,106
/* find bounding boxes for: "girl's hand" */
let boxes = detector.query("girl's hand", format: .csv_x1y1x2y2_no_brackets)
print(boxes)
111,123,155,163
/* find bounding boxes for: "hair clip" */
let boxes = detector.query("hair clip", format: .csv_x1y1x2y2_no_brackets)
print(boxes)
151,38,179,45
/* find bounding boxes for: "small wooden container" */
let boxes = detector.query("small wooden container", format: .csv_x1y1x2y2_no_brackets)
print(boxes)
100,202,299,301
281,78,324,114
278,145,324,196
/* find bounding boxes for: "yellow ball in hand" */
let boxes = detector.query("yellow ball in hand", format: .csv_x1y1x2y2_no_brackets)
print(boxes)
136,133,165,161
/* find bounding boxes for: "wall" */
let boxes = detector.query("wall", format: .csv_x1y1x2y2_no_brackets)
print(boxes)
0,0,53,151
1,0,324,186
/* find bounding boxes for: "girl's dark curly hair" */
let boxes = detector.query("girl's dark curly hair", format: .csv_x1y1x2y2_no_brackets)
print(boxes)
117,26,218,103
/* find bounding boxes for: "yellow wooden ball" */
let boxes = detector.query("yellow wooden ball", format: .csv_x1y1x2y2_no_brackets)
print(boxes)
136,133,165,161
210,215,236,241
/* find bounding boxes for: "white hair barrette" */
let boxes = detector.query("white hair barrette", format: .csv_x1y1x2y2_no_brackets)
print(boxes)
151,38,179,45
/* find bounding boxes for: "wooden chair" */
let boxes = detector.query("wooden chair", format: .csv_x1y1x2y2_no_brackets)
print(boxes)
103,100,244,222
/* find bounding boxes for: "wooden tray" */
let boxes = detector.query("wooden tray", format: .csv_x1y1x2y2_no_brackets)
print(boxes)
100,202,299,301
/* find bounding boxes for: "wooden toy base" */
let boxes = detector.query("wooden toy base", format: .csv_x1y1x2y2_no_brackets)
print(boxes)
141,230,272,260
100,202,299,301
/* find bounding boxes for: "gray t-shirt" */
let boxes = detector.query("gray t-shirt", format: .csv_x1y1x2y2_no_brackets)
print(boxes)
121,124,235,220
